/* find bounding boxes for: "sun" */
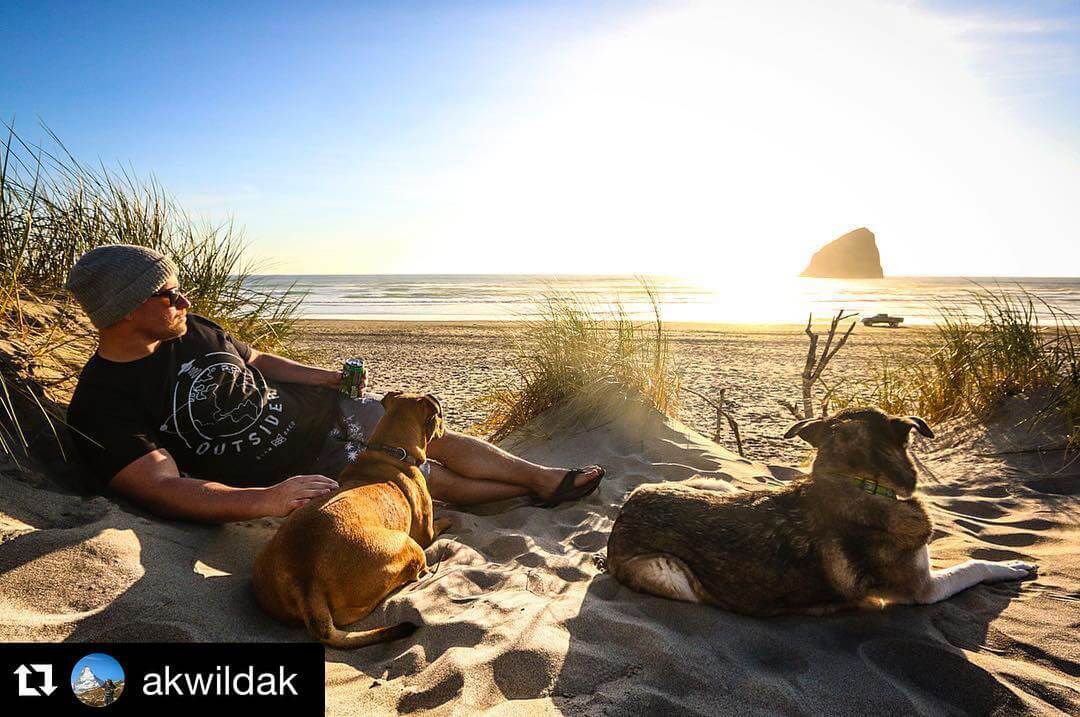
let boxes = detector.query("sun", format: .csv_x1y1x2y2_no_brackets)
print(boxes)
368,0,1080,279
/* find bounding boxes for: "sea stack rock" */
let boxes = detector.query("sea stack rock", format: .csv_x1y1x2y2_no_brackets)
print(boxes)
800,227,884,278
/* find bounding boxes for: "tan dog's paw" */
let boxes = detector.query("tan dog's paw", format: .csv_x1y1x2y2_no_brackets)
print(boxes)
433,517,454,537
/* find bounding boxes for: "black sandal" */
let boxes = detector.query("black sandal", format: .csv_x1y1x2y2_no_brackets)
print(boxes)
536,466,606,508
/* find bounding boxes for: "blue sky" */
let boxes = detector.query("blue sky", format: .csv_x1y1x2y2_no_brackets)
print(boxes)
3,0,1077,277
70,653,124,683
923,0,1079,140
2,1,629,193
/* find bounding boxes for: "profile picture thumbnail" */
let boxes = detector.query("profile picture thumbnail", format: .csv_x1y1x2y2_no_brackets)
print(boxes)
71,653,125,707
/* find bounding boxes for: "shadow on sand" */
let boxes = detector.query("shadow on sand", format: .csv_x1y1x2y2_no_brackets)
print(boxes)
550,569,1033,715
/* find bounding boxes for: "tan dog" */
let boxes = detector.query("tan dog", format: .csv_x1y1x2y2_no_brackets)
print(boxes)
252,391,451,649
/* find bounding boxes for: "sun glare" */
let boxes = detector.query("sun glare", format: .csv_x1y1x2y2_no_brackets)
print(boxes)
402,0,1078,280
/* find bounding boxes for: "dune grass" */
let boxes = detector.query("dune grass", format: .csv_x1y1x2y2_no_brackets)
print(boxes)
0,123,308,473
0,124,307,354
473,281,681,442
840,287,1080,441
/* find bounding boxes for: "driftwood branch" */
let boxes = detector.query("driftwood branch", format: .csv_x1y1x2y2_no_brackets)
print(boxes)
801,314,819,419
686,387,745,457
813,311,857,383
793,310,858,419
778,398,802,420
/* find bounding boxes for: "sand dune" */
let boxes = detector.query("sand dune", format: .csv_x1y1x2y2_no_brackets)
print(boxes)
1,388,1076,715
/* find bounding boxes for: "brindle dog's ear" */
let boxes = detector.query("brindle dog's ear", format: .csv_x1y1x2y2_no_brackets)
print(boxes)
783,417,828,446
901,415,935,438
380,390,404,409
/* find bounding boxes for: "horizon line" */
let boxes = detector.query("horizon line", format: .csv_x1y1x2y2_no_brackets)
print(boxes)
241,272,1080,280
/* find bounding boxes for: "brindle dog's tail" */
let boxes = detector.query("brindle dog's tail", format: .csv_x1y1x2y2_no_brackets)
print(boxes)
297,585,417,650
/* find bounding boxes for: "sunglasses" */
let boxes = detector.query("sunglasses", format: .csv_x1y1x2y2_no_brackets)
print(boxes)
150,287,188,307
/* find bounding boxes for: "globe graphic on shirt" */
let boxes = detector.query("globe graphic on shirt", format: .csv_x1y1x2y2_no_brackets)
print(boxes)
187,361,265,438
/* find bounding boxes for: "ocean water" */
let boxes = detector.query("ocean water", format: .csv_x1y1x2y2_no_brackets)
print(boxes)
242,274,1080,325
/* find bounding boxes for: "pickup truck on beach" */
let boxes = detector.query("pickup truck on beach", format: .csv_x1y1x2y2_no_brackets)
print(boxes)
862,314,904,328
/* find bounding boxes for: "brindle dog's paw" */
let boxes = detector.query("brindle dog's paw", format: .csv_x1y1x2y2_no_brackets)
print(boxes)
984,560,1037,582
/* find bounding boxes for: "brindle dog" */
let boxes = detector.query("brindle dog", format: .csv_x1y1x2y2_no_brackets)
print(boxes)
607,407,1036,615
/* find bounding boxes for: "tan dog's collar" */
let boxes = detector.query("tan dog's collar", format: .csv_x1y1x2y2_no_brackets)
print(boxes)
367,442,426,469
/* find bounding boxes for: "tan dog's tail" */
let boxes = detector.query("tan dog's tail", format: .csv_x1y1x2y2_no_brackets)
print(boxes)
298,585,417,650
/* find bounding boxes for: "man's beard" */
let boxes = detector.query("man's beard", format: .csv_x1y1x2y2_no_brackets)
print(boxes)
153,315,187,340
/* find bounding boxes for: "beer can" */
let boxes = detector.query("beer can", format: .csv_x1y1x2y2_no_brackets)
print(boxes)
340,358,367,399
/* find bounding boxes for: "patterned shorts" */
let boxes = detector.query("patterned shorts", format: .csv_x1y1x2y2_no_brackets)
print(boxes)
308,393,432,479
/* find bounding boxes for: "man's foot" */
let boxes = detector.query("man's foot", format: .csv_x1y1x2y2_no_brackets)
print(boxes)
534,465,606,508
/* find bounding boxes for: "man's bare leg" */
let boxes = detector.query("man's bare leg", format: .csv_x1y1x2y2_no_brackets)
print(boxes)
426,430,602,502
427,462,530,505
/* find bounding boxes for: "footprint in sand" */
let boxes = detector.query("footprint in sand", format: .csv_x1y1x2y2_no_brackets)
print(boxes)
954,519,1045,546
483,534,531,561
940,499,1009,519
977,532,1044,548
492,649,556,699
569,529,608,552
397,671,465,713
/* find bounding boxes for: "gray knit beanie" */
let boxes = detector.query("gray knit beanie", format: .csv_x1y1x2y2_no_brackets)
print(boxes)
65,244,180,329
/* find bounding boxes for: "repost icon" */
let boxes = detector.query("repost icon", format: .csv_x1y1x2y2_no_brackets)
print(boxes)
14,663,56,697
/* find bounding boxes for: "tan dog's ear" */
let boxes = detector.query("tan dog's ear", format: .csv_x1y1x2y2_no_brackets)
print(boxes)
783,417,828,446
431,413,445,440
422,394,445,441
380,390,404,409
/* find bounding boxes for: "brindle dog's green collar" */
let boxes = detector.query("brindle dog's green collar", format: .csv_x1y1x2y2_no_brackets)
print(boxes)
852,477,897,499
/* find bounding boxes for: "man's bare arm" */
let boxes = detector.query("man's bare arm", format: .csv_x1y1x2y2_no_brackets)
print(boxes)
109,449,338,524
248,349,343,389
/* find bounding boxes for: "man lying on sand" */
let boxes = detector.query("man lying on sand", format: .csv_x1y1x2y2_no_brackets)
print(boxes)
63,245,603,522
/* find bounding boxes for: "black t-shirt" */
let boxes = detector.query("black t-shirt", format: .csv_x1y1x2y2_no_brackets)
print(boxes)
67,314,337,488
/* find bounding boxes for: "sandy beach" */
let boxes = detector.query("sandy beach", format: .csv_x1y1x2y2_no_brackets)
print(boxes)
293,319,936,465
1,318,1076,715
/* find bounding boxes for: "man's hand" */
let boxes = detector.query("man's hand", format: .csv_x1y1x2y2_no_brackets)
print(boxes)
109,450,342,523
336,368,366,395
259,474,340,517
